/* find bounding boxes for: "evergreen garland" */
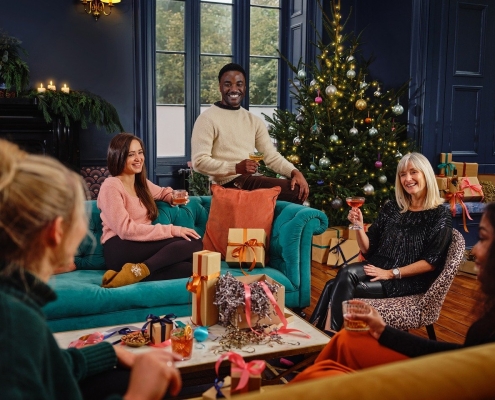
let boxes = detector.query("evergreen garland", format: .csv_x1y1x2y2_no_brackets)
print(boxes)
27,89,124,133
0,30,30,93
187,168,211,196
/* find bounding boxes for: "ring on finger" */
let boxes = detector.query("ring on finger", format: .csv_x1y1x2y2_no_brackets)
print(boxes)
166,361,174,368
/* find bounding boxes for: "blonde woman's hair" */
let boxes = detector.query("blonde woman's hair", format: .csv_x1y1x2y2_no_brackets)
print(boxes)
0,139,87,276
395,152,444,212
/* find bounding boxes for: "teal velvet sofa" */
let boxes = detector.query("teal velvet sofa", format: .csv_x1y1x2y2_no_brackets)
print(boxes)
44,196,328,333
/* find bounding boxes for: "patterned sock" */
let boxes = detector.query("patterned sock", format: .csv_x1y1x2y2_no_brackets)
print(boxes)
101,263,150,288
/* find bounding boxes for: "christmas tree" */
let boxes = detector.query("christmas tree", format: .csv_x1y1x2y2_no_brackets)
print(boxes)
264,0,414,227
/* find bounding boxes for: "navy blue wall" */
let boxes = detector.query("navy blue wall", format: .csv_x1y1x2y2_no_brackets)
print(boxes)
2,0,136,165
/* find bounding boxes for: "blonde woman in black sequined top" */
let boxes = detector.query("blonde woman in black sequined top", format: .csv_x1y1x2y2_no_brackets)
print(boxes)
311,152,452,332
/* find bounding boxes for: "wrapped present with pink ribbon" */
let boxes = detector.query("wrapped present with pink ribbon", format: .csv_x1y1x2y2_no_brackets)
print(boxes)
459,177,484,202
215,351,265,396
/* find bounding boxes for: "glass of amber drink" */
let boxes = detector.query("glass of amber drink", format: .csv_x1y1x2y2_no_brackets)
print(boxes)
170,326,193,360
249,152,264,176
346,196,365,230
172,189,187,206
342,300,370,331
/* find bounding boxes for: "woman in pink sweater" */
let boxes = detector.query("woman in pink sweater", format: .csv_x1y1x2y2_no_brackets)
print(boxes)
98,133,202,288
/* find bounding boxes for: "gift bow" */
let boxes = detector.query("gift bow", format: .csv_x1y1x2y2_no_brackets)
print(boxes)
459,178,484,200
438,154,455,176
215,351,265,391
141,313,176,342
229,238,265,274
444,191,473,232
186,271,220,326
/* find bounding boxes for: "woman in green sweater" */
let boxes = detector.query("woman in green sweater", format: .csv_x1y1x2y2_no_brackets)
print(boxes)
0,139,182,400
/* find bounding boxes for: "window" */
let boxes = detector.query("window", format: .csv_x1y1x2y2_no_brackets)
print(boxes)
155,0,281,158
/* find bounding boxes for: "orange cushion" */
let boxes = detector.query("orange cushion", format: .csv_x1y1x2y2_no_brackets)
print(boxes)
203,184,281,259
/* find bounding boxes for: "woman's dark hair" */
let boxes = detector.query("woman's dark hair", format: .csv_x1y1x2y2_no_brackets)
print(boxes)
107,133,158,221
478,202,495,319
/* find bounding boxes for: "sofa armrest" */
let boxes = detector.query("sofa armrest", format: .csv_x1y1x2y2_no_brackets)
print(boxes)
270,201,328,307
235,342,495,400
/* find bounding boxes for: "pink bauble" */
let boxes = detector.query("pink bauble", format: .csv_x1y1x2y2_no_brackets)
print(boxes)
315,96,323,104
375,161,383,168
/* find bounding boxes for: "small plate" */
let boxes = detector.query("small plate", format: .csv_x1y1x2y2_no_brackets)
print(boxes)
121,331,150,347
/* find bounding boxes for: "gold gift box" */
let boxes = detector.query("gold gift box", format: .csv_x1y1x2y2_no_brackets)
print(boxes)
436,176,449,191
231,369,262,396
311,226,346,263
226,228,266,270
231,274,285,329
191,250,221,327
327,238,361,267
438,153,454,176
458,177,483,201
148,317,174,345
452,161,478,177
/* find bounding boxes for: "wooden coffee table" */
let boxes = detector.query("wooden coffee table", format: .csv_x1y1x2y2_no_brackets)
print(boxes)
54,308,330,384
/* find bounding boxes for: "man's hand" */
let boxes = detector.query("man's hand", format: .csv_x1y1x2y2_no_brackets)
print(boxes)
291,170,309,202
235,159,258,174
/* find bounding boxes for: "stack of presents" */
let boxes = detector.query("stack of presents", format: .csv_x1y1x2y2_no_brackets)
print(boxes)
312,152,486,275
436,152,485,275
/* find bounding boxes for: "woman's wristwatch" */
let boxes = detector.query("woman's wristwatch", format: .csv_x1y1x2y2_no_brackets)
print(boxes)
392,268,401,279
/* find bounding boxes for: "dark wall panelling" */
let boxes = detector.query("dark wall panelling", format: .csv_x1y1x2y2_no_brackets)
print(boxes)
450,86,481,156
454,3,486,76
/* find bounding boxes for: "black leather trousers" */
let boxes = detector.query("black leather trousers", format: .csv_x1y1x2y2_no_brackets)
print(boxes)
309,262,385,331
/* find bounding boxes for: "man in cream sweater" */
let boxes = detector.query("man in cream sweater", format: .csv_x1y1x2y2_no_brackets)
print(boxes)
191,63,309,204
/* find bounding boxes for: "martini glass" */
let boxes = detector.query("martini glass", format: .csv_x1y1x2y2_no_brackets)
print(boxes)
249,152,264,176
346,196,365,230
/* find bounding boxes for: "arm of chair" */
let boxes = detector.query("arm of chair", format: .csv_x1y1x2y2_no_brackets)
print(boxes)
270,201,328,307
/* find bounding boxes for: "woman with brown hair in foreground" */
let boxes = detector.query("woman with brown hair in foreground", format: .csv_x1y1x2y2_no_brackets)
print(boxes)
292,202,495,383
0,139,182,399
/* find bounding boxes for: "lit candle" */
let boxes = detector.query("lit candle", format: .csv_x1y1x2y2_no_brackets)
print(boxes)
37,83,46,93
47,81,56,91
61,84,70,94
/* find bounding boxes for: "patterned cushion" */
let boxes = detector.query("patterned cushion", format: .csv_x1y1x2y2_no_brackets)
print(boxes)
357,229,465,331
80,166,111,200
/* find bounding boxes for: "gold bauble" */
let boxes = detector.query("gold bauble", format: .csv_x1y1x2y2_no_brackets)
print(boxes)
355,99,367,110
291,155,300,164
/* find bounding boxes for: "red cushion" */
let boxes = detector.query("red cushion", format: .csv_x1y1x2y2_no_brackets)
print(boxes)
203,185,281,259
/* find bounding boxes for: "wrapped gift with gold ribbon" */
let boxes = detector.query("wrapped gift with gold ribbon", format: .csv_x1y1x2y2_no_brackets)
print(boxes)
311,226,346,263
226,228,266,273
327,238,360,267
459,177,484,202
444,191,473,232
141,313,175,345
438,153,455,176
187,250,221,326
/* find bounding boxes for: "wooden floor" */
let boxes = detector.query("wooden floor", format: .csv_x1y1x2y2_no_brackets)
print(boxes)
304,261,479,344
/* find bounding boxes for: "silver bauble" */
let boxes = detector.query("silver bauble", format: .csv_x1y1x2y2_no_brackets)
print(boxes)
293,136,302,146
346,69,356,79
395,151,403,158
378,175,388,184
374,90,382,97
352,156,360,164
347,55,355,62
310,79,317,87
349,127,359,135
368,127,378,136
325,84,337,96
288,125,296,133
311,123,322,136
310,163,317,171
295,114,304,124
363,183,375,195
330,134,339,142
319,156,330,168
303,200,311,207
392,104,404,115
297,69,307,79
360,81,368,89
331,198,343,209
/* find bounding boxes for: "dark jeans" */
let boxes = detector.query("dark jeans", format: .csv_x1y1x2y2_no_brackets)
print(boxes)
103,236,203,281
222,174,304,204
310,262,385,331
